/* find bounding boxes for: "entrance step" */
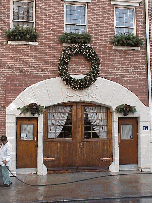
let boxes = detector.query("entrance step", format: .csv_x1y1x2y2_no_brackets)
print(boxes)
48,166,109,174
119,164,138,171
16,168,37,174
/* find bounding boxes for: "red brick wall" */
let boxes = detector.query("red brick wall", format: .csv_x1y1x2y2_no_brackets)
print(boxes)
0,0,150,135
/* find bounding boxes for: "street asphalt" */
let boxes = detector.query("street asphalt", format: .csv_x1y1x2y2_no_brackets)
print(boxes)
0,171,152,203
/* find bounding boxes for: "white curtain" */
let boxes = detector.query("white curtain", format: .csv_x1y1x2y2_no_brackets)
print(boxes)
48,106,71,138
84,106,107,138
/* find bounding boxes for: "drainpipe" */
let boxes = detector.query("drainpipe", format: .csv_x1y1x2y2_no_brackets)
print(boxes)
145,0,151,108
145,0,152,172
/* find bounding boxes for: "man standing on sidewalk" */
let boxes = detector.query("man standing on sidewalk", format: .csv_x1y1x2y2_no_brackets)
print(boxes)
0,136,12,187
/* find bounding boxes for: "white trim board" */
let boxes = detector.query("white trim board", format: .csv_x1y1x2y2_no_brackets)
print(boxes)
111,0,142,6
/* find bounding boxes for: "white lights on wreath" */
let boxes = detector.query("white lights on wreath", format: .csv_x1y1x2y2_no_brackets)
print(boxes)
58,44,100,90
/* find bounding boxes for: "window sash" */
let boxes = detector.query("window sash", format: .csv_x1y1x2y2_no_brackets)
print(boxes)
11,0,35,28
115,7,135,35
65,3,87,33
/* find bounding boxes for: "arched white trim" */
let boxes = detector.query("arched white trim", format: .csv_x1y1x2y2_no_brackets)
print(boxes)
6,77,151,174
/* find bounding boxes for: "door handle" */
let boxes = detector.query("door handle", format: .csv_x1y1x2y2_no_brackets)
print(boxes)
118,133,121,146
79,142,84,148
34,137,38,148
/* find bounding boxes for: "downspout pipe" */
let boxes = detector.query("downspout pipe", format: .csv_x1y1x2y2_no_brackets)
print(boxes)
145,0,152,172
145,0,151,108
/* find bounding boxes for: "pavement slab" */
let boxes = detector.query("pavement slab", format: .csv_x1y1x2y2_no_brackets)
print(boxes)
0,171,152,203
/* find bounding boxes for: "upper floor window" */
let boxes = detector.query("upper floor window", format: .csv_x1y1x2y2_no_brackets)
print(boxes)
115,7,135,35
65,4,87,33
11,0,35,28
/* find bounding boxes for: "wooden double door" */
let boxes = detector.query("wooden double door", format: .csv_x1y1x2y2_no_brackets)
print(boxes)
43,103,112,169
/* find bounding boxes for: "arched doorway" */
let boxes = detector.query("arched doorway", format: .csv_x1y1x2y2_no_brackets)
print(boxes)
6,77,151,174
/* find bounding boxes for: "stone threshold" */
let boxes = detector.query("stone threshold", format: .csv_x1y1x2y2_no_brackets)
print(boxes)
16,168,37,175
48,166,109,174
119,164,138,171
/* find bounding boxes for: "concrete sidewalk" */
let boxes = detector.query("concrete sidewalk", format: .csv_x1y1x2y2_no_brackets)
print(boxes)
0,171,152,203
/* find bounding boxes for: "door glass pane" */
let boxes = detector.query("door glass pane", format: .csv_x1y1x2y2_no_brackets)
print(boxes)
20,124,34,140
121,124,133,140
84,106,107,139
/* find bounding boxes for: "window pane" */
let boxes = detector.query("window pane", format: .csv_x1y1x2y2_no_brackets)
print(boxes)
116,27,125,34
13,1,34,27
84,106,107,139
66,4,86,33
20,124,34,140
115,8,134,34
13,21,33,27
48,106,72,139
121,125,133,140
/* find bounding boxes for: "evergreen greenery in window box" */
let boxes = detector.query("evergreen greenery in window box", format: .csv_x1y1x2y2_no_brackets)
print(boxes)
6,26,39,42
58,32,92,44
111,33,143,47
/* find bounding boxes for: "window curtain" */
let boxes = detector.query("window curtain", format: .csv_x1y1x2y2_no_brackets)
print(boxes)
84,106,107,138
48,106,71,138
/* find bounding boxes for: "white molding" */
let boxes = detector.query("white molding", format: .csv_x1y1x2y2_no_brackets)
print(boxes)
8,41,38,45
111,0,142,6
113,46,140,50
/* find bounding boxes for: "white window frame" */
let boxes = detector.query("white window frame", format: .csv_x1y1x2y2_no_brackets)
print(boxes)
64,2,88,33
114,6,136,35
10,0,35,28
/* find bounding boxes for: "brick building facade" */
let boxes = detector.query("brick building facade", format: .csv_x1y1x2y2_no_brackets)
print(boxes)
0,0,152,174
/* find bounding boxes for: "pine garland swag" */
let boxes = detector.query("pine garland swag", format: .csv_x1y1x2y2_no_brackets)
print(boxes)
58,44,100,90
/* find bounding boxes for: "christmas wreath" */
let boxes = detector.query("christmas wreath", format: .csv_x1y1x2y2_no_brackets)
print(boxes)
58,44,100,90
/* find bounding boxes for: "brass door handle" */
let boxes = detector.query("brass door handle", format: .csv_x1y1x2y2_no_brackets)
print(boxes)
118,133,121,145
79,142,84,148
34,137,38,148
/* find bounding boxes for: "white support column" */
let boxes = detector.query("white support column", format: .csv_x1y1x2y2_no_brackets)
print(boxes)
6,114,16,175
37,114,47,175
109,112,119,172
